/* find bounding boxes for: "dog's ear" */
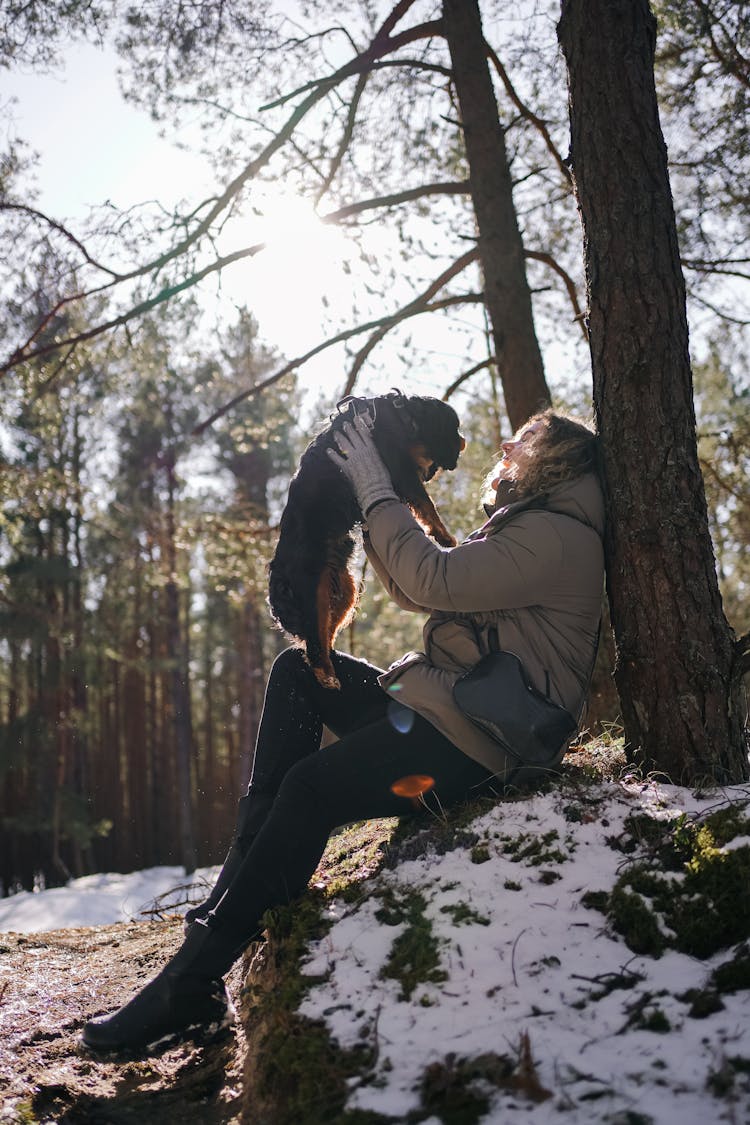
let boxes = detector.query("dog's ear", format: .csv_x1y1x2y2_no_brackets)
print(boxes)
404,397,464,471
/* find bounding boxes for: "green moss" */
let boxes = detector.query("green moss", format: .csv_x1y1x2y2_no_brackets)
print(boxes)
599,801,750,960
672,846,750,957
624,865,671,901
504,879,522,891
440,901,491,926
499,829,569,867
607,886,666,956
257,1016,381,1125
384,793,499,867
470,843,491,864
624,812,671,848
419,1057,493,1125
680,988,725,1019
246,820,407,1125
710,943,750,994
379,889,448,1000
318,818,398,891
374,885,411,927
702,801,750,846
581,890,609,912
636,1007,671,1033
418,1045,550,1124
704,1056,750,1099
6,1103,38,1125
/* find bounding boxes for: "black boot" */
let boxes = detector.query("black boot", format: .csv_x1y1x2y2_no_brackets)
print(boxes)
184,792,273,933
81,918,251,1053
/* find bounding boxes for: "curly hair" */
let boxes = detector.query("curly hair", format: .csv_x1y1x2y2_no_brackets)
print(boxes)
488,409,599,501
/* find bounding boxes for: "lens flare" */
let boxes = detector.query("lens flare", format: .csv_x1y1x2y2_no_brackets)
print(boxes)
387,700,415,734
390,774,435,799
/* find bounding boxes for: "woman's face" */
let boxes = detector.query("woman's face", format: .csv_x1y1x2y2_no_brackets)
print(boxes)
492,421,545,491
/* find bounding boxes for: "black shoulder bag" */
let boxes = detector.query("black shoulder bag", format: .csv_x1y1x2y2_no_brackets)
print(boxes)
453,628,593,767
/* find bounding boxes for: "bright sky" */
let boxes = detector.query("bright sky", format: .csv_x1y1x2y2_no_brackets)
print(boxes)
2,34,584,423
2,43,375,404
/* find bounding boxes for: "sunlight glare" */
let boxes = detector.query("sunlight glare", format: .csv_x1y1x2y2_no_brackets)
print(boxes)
220,188,353,356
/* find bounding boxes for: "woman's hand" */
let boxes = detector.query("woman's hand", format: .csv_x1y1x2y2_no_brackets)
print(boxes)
326,412,397,516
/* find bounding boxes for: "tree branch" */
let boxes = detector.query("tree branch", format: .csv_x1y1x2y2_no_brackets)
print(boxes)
696,0,750,88
321,180,470,223
484,43,572,185
1,241,267,374
524,249,588,338
2,180,474,374
193,291,484,435
368,57,453,78
342,247,480,394
689,290,750,325
682,257,750,282
315,69,369,205
260,18,444,111
0,202,120,277
443,356,497,399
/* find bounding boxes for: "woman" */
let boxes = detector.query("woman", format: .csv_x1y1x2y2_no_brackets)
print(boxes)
82,407,604,1053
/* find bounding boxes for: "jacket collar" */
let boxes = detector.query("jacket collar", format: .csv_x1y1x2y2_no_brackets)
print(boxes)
469,472,605,542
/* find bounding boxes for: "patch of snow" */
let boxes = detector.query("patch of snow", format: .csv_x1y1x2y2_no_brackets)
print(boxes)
299,779,750,1123
0,865,220,933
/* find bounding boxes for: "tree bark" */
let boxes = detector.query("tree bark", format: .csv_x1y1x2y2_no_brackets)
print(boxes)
442,0,551,430
558,0,748,781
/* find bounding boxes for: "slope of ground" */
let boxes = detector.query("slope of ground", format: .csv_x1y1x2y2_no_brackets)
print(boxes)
2,742,750,1125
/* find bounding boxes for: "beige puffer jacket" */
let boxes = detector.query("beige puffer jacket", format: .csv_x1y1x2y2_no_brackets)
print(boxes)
364,472,605,779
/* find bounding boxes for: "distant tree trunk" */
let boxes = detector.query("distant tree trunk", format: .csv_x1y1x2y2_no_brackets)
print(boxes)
164,447,197,873
198,605,220,862
442,0,551,431
70,410,89,876
124,563,149,870
558,0,748,782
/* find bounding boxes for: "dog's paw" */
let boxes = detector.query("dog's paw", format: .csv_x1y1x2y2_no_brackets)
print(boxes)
433,530,457,548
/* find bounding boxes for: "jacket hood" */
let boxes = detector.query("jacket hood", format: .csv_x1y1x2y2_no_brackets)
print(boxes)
476,471,605,541
543,472,605,538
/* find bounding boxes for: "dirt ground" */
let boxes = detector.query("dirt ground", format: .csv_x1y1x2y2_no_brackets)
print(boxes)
0,918,247,1124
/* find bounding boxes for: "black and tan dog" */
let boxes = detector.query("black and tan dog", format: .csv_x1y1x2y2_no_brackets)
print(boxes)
268,390,465,688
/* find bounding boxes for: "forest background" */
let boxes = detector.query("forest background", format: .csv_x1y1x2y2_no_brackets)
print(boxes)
0,0,748,896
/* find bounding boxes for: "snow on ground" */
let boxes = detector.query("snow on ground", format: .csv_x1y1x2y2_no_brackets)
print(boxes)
2,776,750,1124
299,777,750,1124
0,865,220,933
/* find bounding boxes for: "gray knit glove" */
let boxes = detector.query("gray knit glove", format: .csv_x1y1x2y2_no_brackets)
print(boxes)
326,412,398,516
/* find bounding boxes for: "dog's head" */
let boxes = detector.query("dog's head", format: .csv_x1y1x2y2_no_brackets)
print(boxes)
397,394,465,481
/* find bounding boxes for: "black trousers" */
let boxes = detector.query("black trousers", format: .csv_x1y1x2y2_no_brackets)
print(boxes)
209,647,494,938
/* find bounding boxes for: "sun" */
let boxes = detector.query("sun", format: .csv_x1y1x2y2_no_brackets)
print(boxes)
218,187,354,355
254,189,330,252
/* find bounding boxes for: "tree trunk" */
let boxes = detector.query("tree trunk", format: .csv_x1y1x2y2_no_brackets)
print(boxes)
164,448,197,873
558,0,748,782
442,0,550,431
